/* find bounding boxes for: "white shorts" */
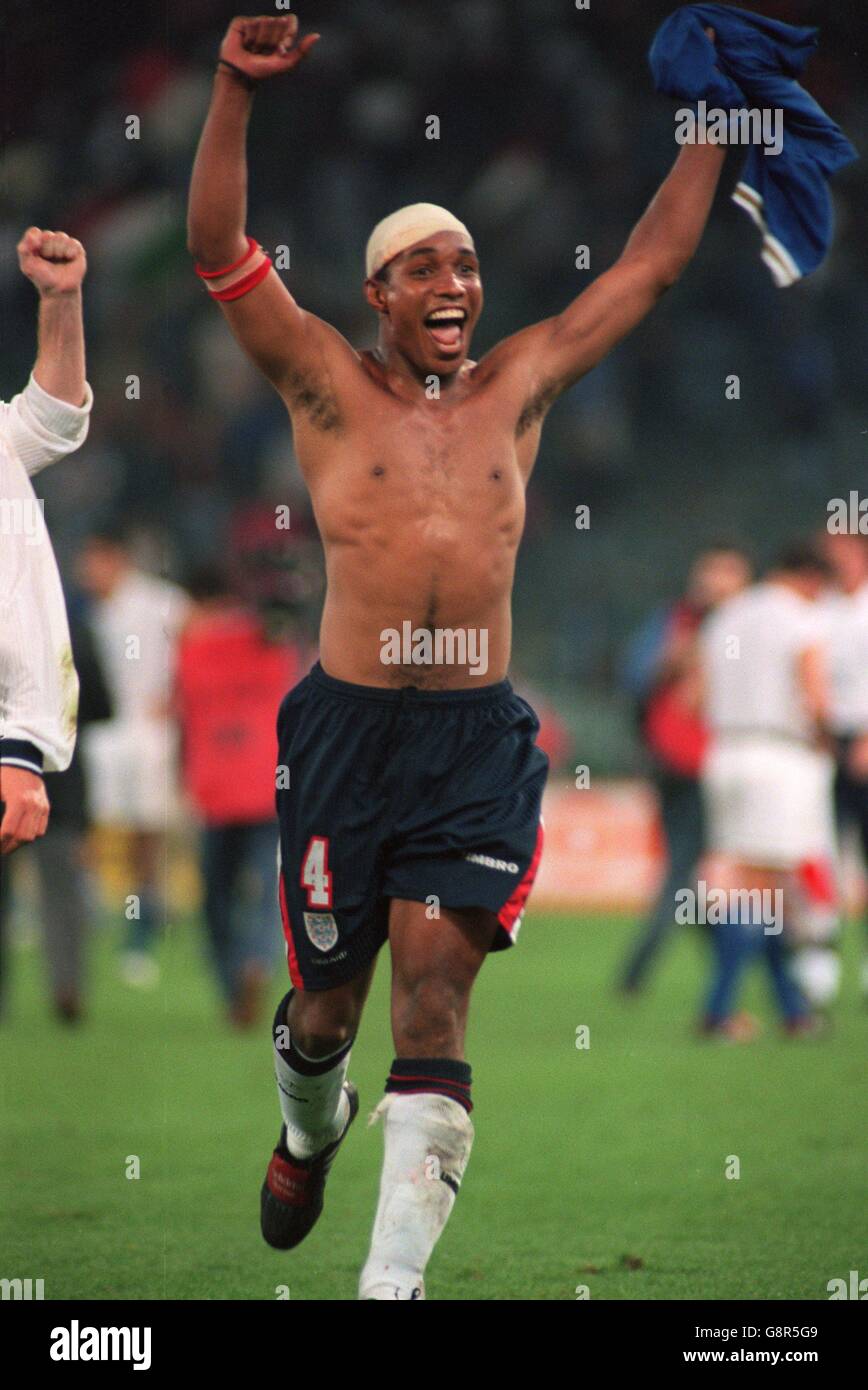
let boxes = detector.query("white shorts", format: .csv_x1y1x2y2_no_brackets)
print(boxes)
702,734,835,870
82,720,180,832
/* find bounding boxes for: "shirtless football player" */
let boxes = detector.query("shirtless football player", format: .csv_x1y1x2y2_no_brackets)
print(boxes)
187,13,725,1300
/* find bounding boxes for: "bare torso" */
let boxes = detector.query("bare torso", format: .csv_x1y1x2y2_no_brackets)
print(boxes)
192,50,724,686
286,346,545,688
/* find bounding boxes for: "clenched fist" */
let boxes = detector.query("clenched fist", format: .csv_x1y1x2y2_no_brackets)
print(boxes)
219,14,320,83
18,227,87,297
0,766,50,855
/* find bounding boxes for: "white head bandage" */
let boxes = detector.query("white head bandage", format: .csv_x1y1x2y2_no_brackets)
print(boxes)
365,203,474,280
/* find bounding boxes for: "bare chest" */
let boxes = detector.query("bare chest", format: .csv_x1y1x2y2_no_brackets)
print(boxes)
306,392,523,516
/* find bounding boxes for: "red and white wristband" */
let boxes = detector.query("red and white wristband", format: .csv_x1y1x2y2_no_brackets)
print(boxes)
195,235,272,301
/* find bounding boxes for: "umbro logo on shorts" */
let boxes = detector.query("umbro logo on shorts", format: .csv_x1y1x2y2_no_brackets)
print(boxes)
464,852,519,874
303,912,339,952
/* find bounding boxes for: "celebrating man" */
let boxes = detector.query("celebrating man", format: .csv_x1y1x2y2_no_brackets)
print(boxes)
187,13,725,1299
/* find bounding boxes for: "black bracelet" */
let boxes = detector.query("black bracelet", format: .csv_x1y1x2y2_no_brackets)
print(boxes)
216,58,256,91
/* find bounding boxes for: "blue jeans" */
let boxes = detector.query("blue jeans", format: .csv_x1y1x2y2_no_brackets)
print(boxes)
200,821,282,1005
621,773,705,990
705,918,808,1024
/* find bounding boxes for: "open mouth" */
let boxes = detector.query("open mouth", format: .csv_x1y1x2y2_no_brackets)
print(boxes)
424,307,467,350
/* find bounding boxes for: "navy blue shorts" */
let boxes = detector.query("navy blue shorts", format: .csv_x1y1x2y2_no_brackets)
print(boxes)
275,662,548,991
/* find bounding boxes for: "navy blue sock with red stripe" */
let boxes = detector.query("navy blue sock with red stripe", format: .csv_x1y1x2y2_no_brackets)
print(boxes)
385,1057,473,1113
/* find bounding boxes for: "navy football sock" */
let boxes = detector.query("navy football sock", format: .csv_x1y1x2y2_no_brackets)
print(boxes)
385,1057,473,1113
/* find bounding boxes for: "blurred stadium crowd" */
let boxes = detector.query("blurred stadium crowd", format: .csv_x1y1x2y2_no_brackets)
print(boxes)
1,0,865,770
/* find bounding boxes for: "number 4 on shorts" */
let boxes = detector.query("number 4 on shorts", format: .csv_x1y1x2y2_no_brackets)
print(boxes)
300,836,333,909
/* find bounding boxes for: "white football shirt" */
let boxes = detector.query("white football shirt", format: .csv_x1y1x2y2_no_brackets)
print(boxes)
702,582,823,741
824,583,868,735
89,569,190,723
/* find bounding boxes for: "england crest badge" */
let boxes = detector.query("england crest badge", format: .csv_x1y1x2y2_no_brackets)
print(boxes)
304,912,339,952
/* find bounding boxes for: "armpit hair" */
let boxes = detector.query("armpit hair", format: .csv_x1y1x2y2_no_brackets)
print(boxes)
284,366,342,432
516,380,560,438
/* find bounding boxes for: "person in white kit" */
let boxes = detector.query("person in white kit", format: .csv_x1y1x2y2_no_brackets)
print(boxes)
823,532,868,997
77,529,190,987
699,543,833,1037
0,227,93,856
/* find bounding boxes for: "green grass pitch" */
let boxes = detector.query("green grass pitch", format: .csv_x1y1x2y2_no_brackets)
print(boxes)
1,910,864,1301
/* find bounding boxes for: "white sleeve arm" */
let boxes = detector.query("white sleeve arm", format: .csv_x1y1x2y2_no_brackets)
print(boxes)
0,373,93,479
0,446,79,774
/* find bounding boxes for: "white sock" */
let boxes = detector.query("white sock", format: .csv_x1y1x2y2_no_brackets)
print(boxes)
358,1093,474,1300
793,946,841,1007
273,1015,351,1160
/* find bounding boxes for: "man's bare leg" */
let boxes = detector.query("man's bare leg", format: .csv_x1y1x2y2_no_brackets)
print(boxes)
286,967,375,1057
359,899,497,1300
274,964,375,1154
261,963,376,1250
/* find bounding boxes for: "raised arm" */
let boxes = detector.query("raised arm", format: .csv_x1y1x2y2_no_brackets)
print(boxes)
542,140,725,383
0,228,93,477
187,14,326,387
490,139,726,421
18,228,88,406
486,30,727,417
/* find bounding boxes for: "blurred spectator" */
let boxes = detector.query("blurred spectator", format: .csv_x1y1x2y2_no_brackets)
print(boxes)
174,566,306,1026
823,531,868,996
618,545,752,992
699,542,833,1039
1,609,113,1022
77,528,190,988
